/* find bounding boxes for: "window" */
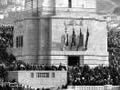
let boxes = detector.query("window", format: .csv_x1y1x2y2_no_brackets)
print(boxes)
20,36,23,47
52,72,55,78
36,73,49,78
31,73,34,78
16,37,18,48
68,0,72,8
46,73,49,77
16,35,23,48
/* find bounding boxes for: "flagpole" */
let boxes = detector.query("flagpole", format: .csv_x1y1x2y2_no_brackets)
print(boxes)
37,0,39,16
31,0,33,12
85,28,89,50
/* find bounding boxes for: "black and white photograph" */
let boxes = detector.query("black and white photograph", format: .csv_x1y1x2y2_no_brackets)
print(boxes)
0,0,119,90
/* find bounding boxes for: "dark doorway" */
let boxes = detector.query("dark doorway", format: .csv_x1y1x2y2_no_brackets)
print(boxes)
68,56,80,66
68,0,72,8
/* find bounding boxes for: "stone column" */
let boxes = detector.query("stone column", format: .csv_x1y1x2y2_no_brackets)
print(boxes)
38,16,51,65
22,16,40,64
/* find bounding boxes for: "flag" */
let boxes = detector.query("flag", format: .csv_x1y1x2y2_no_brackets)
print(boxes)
77,28,84,50
64,31,69,46
70,28,76,49
85,28,89,49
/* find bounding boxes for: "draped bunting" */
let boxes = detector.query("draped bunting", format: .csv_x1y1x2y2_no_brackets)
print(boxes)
70,28,76,49
77,28,84,50
61,27,89,51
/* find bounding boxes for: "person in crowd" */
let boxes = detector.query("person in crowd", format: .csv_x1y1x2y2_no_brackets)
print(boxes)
68,65,120,85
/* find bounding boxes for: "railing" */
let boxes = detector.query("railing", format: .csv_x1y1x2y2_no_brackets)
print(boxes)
0,82,36,90
0,83,120,90
112,86,120,90
67,85,120,90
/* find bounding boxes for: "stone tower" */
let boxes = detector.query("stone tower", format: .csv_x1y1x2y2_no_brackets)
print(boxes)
17,0,55,64
10,0,108,67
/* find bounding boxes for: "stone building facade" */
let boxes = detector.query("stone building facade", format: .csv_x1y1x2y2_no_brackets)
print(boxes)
0,0,109,67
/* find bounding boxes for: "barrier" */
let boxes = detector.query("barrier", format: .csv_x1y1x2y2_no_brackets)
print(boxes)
112,86,120,90
8,71,67,89
67,86,120,90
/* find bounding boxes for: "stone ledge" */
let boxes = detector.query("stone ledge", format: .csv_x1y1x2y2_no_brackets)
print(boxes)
51,51,109,56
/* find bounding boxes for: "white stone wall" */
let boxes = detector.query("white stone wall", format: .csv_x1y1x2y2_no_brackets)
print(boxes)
8,71,67,89
1,0,108,66
25,0,43,10
51,16,108,53
50,16,108,66
13,19,24,60
50,55,68,66
25,0,96,15
55,0,68,8
13,14,108,66
38,17,51,64
55,0,96,14
55,0,96,8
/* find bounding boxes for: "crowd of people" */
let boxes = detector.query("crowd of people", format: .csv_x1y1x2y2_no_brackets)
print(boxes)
7,60,120,85
0,83,42,90
8,62,67,71
68,65,120,85
0,85,12,90
108,30,120,69
3,58,120,86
